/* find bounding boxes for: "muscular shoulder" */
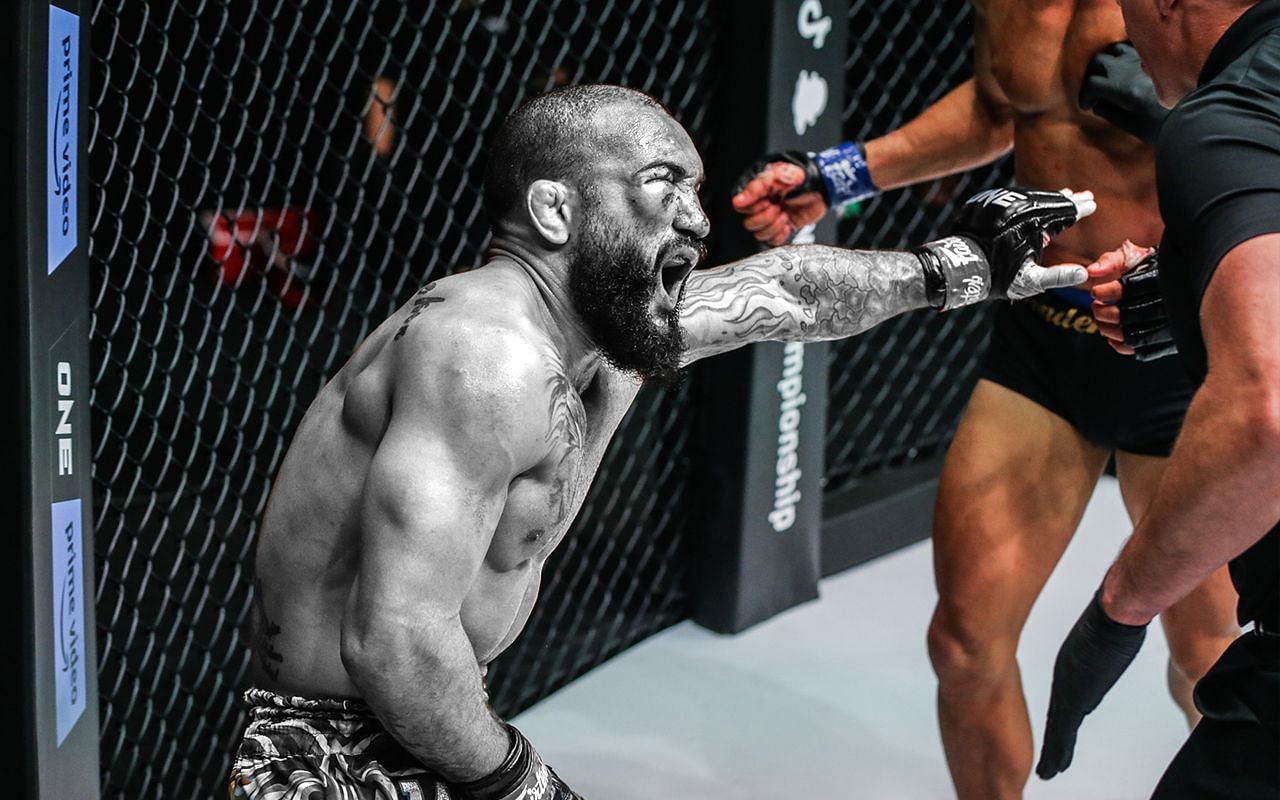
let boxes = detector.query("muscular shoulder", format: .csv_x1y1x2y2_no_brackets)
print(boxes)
386,275,563,462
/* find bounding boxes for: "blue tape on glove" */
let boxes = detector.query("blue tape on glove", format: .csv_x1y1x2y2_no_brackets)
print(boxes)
812,141,878,207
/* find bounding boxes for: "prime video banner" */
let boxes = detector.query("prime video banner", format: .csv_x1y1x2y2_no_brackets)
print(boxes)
51,498,87,745
47,4,79,275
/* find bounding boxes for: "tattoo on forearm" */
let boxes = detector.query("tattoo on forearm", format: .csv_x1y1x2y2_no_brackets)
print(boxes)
394,282,445,340
251,580,284,681
680,246,927,359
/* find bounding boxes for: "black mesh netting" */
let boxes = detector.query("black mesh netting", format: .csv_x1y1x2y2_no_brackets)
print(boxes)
825,0,1013,494
89,2,721,794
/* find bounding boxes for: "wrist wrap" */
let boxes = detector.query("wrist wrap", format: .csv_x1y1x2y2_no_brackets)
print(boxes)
812,141,878,207
456,725,549,800
913,236,991,310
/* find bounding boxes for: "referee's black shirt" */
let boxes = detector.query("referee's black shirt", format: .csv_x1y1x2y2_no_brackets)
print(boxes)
1156,0,1280,629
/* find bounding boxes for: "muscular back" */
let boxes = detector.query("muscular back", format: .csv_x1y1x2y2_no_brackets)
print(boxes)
250,264,639,698
976,0,1162,262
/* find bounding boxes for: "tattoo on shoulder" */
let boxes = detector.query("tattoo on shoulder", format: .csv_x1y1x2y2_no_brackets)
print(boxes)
393,282,445,340
544,365,586,519
545,370,586,448
251,580,284,681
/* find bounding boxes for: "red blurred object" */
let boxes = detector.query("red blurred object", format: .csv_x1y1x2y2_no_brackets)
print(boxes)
203,207,322,307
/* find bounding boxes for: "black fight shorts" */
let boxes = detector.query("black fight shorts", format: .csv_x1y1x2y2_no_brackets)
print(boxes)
229,688,454,800
979,290,1196,456
1151,631,1280,799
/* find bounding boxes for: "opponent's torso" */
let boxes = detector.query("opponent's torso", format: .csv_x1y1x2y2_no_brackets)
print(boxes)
976,0,1163,263
249,267,639,698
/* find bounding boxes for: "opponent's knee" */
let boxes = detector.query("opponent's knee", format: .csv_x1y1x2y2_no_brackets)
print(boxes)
927,610,1018,688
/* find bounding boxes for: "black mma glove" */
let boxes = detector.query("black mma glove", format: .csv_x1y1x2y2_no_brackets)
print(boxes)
1036,589,1148,780
1079,42,1168,144
1118,250,1178,361
456,725,584,800
914,187,1092,310
732,149,827,201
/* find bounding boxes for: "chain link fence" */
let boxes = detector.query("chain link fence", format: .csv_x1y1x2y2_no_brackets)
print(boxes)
826,0,1013,494
89,2,721,795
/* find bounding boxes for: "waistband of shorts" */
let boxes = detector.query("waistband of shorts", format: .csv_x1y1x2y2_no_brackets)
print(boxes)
1016,294,1099,334
244,687,376,722
1045,286,1094,309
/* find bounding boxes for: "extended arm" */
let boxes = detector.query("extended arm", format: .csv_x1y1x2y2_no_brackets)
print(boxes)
865,75,1015,192
1103,233,1280,623
679,245,926,363
733,13,1013,244
684,187,1093,364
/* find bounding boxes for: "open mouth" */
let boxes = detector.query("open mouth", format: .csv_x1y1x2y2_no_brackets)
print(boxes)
657,248,699,300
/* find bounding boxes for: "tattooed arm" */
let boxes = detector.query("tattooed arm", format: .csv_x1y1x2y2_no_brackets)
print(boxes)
680,187,1096,364
679,245,928,364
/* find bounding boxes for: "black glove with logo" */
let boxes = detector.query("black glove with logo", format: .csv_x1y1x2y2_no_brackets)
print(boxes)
456,725,584,800
914,187,1093,310
1079,42,1168,144
1118,250,1178,361
1036,589,1148,780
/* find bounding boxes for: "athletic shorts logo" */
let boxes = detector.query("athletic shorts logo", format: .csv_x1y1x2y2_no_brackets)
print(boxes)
395,780,426,800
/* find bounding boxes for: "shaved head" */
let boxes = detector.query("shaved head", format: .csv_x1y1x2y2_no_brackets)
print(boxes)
483,84,670,224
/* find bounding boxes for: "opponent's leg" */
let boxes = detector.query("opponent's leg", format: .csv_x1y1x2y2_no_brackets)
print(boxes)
1114,452,1239,727
928,380,1110,800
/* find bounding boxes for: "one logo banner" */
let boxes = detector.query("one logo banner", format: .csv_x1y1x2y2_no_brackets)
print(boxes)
47,5,79,275
49,321,84,501
51,498,87,745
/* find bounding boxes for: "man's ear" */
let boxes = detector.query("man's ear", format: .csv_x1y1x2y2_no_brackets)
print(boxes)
526,180,572,246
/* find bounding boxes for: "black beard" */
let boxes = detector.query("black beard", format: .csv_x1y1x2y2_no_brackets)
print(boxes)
568,214,691,385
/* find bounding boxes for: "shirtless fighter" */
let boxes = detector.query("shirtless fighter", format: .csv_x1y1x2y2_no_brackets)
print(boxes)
733,3,1239,797
227,84,1091,799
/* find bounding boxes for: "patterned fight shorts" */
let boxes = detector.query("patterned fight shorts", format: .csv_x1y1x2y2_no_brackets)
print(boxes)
228,688,455,800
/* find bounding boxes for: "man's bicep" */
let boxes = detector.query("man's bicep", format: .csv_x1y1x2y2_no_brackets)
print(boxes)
355,421,511,622
349,332,553,610
350,342,547,624
1201,233,1280,383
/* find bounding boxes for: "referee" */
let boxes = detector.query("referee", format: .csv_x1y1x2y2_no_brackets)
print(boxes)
1033,0,1280,797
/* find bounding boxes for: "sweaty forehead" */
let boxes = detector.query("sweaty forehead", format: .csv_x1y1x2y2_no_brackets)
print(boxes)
593,105,702,178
